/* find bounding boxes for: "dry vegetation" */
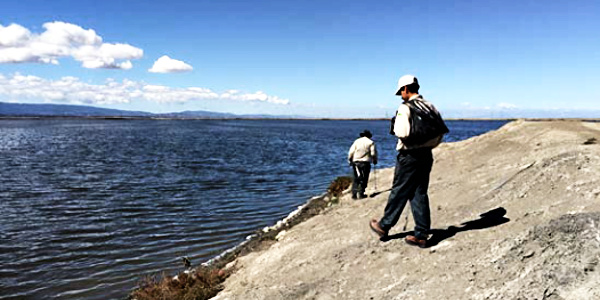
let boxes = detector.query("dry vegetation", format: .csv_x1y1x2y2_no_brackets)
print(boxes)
327,176,352,200
131,268,230,300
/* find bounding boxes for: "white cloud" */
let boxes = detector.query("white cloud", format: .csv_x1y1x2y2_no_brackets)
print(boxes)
0,23,31,47
497,102,518,109
148,55,193,73
222,90,289,105
0,73,290,105
0,21,142,69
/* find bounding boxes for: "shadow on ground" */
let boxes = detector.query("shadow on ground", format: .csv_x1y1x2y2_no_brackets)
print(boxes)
382,207,510,247
369,188,391,198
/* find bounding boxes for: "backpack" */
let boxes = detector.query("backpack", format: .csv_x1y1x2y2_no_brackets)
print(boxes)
400,99,449,147
389,112,397,135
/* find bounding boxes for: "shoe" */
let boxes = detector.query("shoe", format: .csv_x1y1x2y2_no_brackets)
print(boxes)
369,219,388,238
405,235,427,248
358,193,367,199
351,194,357,200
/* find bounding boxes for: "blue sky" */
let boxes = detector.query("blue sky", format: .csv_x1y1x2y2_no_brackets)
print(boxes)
1,0,598,118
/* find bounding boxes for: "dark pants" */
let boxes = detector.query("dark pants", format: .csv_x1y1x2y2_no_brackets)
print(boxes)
379,149,433,239
351,162,371,197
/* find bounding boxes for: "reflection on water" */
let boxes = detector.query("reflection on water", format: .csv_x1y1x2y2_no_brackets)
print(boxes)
0,119,507,299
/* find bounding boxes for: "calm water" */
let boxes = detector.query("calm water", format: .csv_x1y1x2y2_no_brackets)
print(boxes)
0,119,508,299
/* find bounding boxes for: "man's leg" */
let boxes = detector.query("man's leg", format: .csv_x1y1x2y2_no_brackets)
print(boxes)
379,153,420,231
359,163,371,198
410,151,433,240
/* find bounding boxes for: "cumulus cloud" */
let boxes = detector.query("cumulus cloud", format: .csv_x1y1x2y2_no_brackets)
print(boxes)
0,22,142,69
0,23,32,47
148,55,193,73
0,73,290,105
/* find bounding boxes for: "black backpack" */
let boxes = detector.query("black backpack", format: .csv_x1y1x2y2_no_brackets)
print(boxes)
400,99,449,147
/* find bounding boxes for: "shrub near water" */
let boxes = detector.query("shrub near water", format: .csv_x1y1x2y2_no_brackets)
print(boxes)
130,267,230,300
327,176,352,201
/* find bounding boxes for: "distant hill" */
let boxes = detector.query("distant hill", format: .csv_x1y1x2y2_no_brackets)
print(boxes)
0,102,305,119
0,102,153,117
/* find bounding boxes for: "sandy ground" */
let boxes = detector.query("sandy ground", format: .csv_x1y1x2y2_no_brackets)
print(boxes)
212,120,600,300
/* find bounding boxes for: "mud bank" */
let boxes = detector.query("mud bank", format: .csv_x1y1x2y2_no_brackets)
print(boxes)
211,120,600,300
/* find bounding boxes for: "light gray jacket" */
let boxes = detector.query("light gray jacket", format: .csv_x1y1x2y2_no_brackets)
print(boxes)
348,137,377,163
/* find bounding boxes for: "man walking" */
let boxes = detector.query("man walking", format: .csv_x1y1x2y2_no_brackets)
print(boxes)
369,75,446,248
348,130,377,199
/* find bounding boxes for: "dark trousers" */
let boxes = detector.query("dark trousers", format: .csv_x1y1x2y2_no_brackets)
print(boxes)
351,162,371,197
379,149,433,239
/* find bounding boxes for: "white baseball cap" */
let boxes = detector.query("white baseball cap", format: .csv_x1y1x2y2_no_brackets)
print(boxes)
395,75,418,95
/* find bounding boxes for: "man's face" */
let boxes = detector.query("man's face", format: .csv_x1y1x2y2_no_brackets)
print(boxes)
399,86,408,101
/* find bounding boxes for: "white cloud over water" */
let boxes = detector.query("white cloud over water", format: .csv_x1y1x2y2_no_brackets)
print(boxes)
149,55,193,73
0,73,290,105
0,22,142,69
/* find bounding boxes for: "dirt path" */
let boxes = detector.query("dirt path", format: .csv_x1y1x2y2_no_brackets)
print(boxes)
212,120,600,300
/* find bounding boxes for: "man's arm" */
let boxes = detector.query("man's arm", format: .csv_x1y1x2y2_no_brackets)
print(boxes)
370,142,377,165
348,142,356,163
394,104,411,139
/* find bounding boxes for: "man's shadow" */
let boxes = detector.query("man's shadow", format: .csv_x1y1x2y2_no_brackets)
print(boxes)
382,207,510,247
369,188,391,198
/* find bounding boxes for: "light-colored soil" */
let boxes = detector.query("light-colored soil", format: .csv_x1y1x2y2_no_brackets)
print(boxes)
212,120,600,300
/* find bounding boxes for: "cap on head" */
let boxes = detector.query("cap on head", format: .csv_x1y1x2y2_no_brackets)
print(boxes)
360,130,372,138
395,75,418,95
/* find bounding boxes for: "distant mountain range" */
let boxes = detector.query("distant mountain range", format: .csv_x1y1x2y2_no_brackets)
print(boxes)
0,102,304,119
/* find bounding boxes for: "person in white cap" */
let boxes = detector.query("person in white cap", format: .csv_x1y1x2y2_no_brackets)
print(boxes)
369,75,446,248
348,129,378,199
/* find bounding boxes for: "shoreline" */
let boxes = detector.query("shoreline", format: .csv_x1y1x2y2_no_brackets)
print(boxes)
200,192,330,268
198,175,354,270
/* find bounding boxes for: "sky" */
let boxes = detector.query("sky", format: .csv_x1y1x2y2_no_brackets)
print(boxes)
0,0,598,118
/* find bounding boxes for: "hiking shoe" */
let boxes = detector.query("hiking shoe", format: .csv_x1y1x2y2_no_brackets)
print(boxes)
405,235,427,248
369,219,388,239
351,194,358,200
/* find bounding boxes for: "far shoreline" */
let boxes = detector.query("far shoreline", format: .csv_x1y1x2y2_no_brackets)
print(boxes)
2,116,598,122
